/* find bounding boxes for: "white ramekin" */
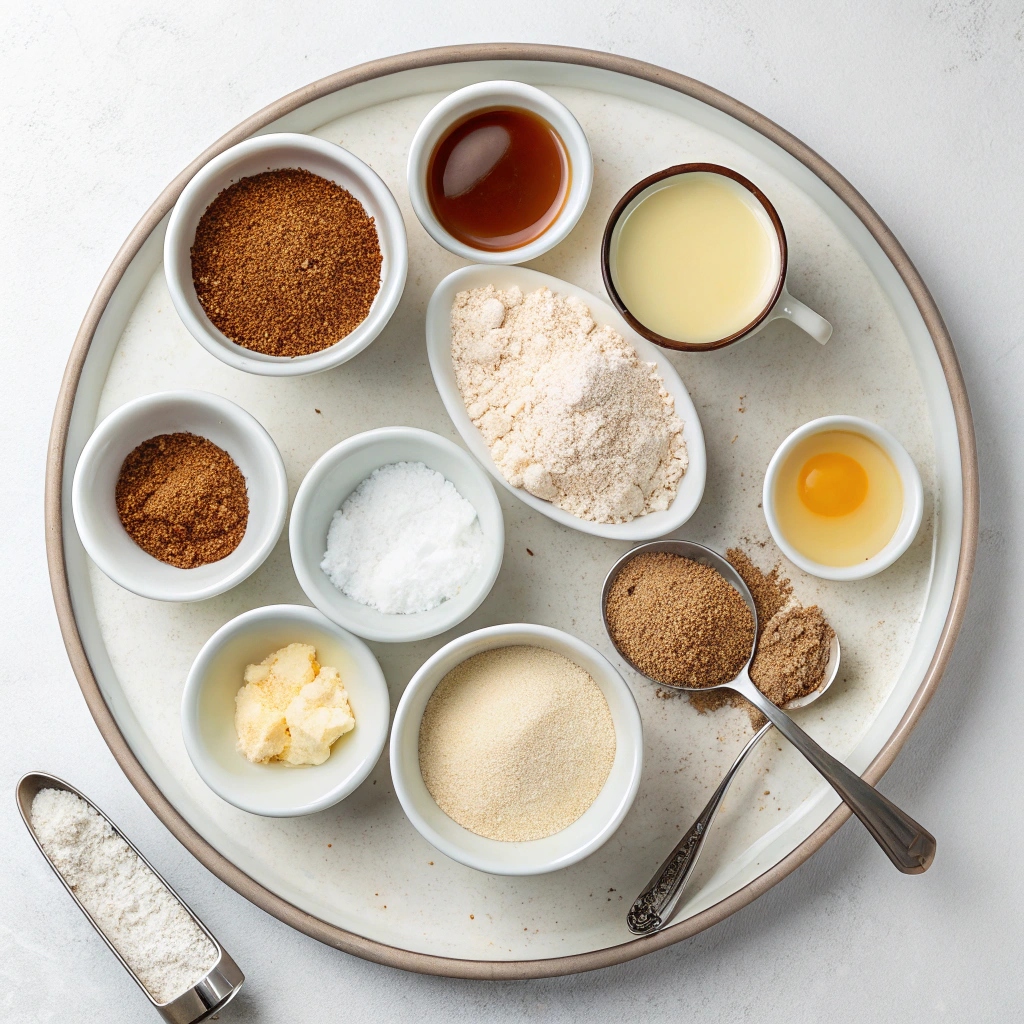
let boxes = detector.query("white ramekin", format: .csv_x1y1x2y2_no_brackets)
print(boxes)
390,623,643,876
406,81,593,264
72,390,288,602
289,427,504,643
762,415,924,581
181,604,390,817
164,133,407,377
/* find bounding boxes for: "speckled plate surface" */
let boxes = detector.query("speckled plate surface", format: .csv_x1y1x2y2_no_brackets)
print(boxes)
46,45,977,978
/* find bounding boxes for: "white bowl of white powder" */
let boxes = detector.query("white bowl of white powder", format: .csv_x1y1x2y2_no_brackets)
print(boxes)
289,427,504,642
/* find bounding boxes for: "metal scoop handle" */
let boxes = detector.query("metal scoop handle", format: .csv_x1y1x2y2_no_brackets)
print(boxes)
733,674,936,874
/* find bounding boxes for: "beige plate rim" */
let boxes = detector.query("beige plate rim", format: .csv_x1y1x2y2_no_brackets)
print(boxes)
45,42,979,979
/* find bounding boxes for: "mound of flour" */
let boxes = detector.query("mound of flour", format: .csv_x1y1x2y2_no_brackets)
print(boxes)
31,788,218,1003
451,285,687,523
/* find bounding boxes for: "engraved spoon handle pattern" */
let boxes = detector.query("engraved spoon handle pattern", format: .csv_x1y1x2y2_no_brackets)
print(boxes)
627,722,773,935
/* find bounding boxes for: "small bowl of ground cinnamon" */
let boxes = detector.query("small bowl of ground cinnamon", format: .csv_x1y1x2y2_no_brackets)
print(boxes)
72,390,288,602
164,133,407,376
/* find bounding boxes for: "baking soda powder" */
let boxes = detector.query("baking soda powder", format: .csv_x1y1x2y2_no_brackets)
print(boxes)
321,461,486,614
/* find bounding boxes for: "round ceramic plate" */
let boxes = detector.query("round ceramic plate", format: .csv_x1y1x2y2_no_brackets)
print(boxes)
47,44,977,979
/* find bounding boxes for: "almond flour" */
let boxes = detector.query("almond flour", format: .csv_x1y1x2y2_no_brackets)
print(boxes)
450,285,687,523
418,646,616,842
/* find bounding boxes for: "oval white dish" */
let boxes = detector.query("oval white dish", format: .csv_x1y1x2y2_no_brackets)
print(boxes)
181,604,390,817
164,133,408,377
289,427,504,643
425,264,707,541
71,390,287,603
390,623,643,876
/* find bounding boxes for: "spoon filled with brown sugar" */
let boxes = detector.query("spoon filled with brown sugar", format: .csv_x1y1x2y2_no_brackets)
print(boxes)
601,539,935,933
616,563,840,935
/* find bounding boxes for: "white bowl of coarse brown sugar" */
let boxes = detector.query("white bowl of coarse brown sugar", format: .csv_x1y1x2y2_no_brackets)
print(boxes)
164,133,408,377
71,390,288,603
390,623,643,876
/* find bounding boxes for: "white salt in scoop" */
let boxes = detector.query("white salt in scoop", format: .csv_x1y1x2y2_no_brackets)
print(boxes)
17,772,243,1022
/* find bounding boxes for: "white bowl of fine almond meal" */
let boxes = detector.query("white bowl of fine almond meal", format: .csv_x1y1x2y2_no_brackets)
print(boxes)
390,623,643,875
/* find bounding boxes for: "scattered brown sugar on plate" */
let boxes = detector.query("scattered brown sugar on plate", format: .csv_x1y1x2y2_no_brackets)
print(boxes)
688,549,835,727
115,432,248,568
190,168,382,357
726,547,792,624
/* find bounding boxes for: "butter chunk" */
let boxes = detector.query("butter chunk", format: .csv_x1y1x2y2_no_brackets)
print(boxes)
234,643,354,766
234,687,288,762
282,667,355,766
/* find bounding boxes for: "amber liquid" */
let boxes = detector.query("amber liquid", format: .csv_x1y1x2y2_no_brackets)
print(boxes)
427,107,570,252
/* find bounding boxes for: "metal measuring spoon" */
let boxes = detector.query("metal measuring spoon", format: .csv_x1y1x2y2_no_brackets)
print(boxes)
16,772,244,1021
601,540,936,927
625,635,839,934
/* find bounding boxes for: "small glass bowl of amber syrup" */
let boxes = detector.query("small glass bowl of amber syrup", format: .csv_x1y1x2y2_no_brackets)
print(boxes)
407,81,593,264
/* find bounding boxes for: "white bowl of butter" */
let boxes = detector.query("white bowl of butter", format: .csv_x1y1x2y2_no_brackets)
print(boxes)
181,604,390,816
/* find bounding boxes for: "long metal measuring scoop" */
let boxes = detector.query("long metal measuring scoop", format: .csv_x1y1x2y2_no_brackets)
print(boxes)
600,540,936,935
17,772,244,1022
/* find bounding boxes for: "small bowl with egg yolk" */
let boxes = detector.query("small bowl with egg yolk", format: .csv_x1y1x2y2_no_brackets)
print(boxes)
763,415,924,581
181,604,390,816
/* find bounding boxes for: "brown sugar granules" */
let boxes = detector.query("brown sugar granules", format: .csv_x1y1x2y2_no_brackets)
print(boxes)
750,605,835,706
115,433,248,568
604,552,755,688
191,168,382,357
726,547,792,625
689,549,835,726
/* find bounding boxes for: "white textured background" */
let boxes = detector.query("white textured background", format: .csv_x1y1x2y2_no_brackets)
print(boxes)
1,2,1019,1020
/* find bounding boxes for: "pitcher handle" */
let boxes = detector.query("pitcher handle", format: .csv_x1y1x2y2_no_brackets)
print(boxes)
773,288,832,345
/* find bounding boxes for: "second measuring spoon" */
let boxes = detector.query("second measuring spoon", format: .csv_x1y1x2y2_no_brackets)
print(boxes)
627,635,840,934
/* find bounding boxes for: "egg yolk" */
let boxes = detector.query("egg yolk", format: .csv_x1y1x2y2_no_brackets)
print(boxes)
798,453,869,517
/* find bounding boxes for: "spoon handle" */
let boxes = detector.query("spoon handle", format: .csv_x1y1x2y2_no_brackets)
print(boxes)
736,679,936,873
627,723,773,934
